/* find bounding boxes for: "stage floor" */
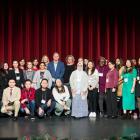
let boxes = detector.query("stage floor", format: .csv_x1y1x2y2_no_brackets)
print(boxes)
0,116,140,140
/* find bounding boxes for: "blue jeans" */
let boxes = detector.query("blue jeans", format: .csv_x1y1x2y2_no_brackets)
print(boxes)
21,100,35,116
37,101,56,117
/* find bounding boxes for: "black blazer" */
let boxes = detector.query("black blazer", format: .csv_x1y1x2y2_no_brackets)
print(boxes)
8,69,25,88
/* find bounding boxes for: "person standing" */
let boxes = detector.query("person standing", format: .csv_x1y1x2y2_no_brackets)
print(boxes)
86,60,99,118
96,57,109,117
122,60,137,119
105,60,119,118
47,52,65,84
70,62,89,118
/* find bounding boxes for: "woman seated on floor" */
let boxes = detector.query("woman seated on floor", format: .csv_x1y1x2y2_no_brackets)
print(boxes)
35,79,55,118
20,79,36,119
52,79,71,116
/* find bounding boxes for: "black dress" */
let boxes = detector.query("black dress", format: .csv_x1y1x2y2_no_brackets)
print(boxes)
63,64,75,84
135,66,140,97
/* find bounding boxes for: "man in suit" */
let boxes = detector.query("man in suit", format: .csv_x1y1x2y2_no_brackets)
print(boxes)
1,78,21,121
47,52,65,84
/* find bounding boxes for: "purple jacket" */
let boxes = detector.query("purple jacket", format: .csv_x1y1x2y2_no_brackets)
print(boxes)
96,65,109,93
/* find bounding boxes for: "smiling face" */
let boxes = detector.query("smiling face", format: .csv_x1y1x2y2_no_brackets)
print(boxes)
116,58,120,65
3,63,9,70
41,80,48,89
25,81,32,89
13,61,19,69
126,60,132,68
8,79,16,88
33,59,39,66
39,63,46,70
53,53,59,62
108,62,115,70
27,62,33,69
20,59,25,66
87,61,94,69
99,58,105,66
55,79,62,87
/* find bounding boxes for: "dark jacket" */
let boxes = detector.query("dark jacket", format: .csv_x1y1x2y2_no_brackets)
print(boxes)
35,88,54,108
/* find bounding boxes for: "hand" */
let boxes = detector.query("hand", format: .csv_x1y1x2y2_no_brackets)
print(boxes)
47,99,51,107
112,88,116,92
61,101,65,106
131,87,135,93
64,105,70,110
72,89,77,93
21,99,28,104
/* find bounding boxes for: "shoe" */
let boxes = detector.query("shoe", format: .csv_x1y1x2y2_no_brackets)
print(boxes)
13,116,18,121
111,116,117,119
30,115,35,121
92,112,96,118
104,114,108,118
127,113,132,119
100,112,104,118
122,114,127,120
89,112,92,117
106,115,111,118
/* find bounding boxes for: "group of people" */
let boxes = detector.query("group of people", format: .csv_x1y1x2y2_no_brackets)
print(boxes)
0,52,140,121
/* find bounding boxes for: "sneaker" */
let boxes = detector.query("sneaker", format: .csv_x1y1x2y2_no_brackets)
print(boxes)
89,112,92,117
13,116,18,121
92,112,96,118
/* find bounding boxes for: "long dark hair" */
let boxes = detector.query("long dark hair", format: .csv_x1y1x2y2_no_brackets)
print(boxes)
54,80,65,93
0,64,6,77
116,58,123,71
124,60,133,74
86,60,95,75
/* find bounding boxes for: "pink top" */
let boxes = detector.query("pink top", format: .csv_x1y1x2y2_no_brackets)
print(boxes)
105,68,119,89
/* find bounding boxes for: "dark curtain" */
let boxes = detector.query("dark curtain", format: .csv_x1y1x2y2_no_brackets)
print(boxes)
0,1,140,66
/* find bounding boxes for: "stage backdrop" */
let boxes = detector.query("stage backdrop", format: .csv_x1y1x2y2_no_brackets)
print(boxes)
0,1,140,65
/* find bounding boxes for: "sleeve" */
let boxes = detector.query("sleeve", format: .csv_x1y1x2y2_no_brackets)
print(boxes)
20,70,25,85
32,71,38,89
133,68,137,79
83,72,89,92
15,88,21,101
47,71,52,89
70,72,75,90
91,69,99,88
60,62,65,79
52,88,63,105
64,86,70,101
2,89,8,106
113,70,119,88
47,63,51,73
20,90,26,108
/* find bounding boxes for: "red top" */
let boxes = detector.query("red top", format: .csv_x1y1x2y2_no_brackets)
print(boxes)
32,67,38,71
105,68,119,89
21,88,35,108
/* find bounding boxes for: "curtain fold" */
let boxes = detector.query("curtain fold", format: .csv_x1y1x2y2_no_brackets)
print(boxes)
0,1,139,66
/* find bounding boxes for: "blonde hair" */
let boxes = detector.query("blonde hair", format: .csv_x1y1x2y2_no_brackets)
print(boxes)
65,55,75,63
41,55,49,63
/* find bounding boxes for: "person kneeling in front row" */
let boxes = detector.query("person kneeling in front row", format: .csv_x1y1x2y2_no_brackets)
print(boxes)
52,79,71,116
1,78,21,121
20,79,36,119
35,79,55,118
